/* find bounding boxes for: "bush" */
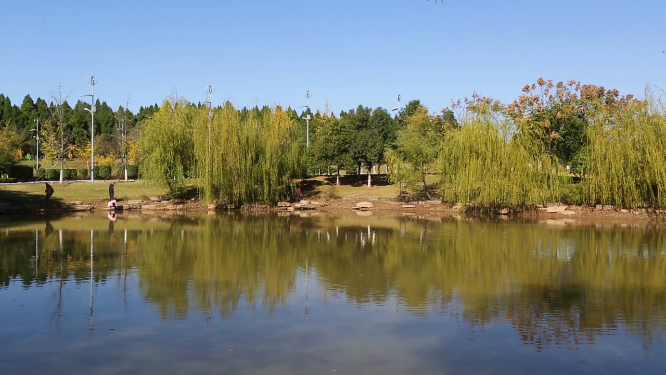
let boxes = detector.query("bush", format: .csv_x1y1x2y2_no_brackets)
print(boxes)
112,164,124,178
64,169,77,180
8,165,33,181
77,168,89,179
0,177,18,183
127,165,139,179
560,182,584,206
94,165,112,180
36,168,46,179
46,169,60,181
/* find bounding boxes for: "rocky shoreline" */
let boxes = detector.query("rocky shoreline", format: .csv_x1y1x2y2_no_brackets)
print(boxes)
1,195,665,222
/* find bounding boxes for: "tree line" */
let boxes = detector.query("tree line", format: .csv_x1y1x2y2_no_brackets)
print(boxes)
2,78,666,208
0,91,160,180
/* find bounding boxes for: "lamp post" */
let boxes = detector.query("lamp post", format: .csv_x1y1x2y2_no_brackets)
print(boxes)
31,118,39,169
300,90,312,148
82,75,97,182
392,94,401,113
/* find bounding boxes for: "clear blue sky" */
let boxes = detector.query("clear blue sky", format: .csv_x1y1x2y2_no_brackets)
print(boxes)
1,0,663,114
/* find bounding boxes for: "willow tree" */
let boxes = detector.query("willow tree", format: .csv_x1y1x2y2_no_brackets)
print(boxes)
192,102,304,205
581,87,666,208
437,95,562,208
138,98,196,196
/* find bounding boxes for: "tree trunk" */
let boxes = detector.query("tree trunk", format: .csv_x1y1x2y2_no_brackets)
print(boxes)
336,167,340,186
422,174,431,200
367,170,371,188
59,161,64,184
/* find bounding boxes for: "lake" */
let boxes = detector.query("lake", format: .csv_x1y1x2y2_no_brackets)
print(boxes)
1,213,665,374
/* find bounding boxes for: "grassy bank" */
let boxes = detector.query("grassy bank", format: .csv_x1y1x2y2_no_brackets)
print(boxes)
0,181,168,204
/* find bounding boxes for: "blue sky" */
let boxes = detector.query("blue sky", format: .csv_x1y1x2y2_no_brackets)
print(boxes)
1,0,663,114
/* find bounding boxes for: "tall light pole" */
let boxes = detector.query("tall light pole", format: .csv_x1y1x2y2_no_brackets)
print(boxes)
300,90,312,148
31,118,39,169
82,75,97,182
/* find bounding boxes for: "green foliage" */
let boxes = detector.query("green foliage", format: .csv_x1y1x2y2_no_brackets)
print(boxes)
0,177,17,183
192,102,304,204
36,168,46,179
138,98,196,196
437,102,562,207
560,182,584,205
46,169,59,180
311,111,354,184
388,103,445,196
8,165,33,181
63,169,77,180
0,125,21,174
127,165,139,179
77,168,89,179
581,90,666,207
94,165,112,180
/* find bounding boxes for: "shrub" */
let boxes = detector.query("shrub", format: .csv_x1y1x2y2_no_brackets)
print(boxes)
94,165,112,179
64,169,77,180
77,168,89,179
46,169,60,180
8,165,33,181
36,168,46,179
127,165,139,179
0,177,18,183
560,182,584,206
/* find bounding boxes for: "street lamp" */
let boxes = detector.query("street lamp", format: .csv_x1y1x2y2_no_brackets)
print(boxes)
30,118,39,169
300,90,312,148
392,94,401,112
81,75,97,182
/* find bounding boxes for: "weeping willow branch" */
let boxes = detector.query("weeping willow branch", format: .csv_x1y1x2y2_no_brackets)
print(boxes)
140,97,305,204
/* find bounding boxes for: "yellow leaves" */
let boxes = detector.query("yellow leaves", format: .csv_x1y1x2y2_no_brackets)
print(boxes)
39,120,60,161
0,126,21,149
13,148,23,161
67,141,91,159
127,140,139,162
97,153,118,169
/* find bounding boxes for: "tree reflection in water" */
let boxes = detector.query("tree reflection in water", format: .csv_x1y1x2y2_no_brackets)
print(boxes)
1,214,665,350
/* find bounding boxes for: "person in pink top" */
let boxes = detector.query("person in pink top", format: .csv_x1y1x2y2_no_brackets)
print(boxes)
107,199,117,209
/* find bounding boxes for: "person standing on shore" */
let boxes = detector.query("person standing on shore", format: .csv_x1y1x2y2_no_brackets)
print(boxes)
109,182,116,200
45,183,54,200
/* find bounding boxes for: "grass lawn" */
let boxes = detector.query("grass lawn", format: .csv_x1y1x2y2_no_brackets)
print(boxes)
18,158,92,169
0,181,168,204
2,172,434,205
305,176,399,200
301,174,436,201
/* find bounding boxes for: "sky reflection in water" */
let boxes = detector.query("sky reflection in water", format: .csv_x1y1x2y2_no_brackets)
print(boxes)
1,213,665,374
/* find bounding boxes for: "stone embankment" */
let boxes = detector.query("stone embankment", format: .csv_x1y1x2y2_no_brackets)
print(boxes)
2,194,665,221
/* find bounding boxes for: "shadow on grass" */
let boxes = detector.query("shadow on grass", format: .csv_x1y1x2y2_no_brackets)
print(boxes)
320,174,392,187
0,184,73,212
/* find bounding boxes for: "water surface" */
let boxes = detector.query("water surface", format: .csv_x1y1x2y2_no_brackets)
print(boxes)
1,213,665,374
